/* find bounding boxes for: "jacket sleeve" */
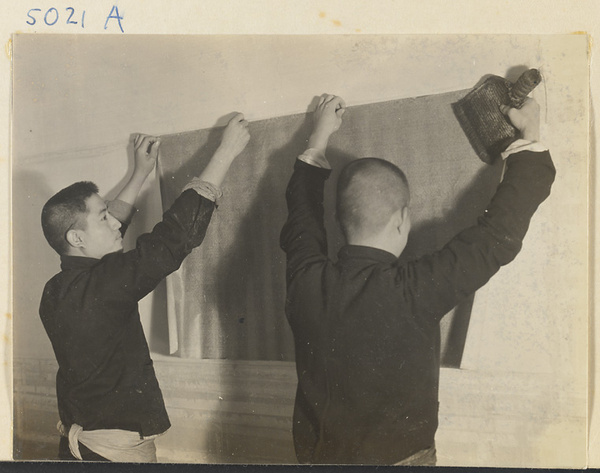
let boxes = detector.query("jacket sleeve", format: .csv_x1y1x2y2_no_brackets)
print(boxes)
397,150,556,323
280,160,332,284
91,189,216,304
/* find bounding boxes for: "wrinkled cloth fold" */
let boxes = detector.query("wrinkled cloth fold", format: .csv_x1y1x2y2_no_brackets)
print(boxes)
182,178,223,205
58,421,162,463
501,139,548,159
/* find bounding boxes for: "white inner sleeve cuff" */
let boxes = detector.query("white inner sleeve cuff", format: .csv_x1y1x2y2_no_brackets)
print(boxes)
298,148,331,169
182,178,223,205
501,139,548,160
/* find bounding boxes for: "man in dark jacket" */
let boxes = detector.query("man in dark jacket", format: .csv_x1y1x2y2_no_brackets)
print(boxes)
40,113,250,462
280,94,555,465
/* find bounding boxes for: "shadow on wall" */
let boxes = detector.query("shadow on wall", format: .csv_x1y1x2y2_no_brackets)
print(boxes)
12,168,57,460
12,166,57,361
154,109,313,360
211,118,309,360
211,118,356,361
152,121,314,462
155,117,239,358
402,160,504,365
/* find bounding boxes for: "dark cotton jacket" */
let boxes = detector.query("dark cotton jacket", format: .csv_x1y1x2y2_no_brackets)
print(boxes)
280,150,555,464
40,189,215,437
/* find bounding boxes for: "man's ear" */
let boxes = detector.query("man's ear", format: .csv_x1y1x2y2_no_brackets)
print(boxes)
398,206,410,233
402,206,409,224
390,207,404,233
66,229,85,249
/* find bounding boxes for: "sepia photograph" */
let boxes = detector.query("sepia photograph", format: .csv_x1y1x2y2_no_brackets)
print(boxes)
11,34,589,467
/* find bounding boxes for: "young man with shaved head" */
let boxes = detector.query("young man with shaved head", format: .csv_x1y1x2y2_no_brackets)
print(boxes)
40,114,250,462
280,94,555,465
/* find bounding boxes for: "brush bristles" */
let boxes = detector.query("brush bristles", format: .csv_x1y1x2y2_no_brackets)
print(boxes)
453,76,519,164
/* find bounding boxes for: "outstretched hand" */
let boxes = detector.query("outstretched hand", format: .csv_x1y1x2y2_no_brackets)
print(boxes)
218,113,251,160
197,113,250,189
114,134,160,207
314,95,346,134
308,94,346,152
134,134,160,177
501,98,540,142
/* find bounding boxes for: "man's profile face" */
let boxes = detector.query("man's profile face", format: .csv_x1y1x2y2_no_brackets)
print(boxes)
78,193,123,259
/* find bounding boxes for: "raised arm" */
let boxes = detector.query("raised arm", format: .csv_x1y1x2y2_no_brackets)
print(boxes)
402,98,556,322
102,135,160,233
280,95,346,282
115,134,160,206
197,113,250,188
98,114,250,303
307,95,346,155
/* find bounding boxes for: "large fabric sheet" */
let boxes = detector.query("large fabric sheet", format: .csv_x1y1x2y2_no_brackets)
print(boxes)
157,90,504,361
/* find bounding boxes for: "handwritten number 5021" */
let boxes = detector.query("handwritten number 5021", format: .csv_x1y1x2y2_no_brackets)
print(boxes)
26,6,124,31
27,7,85,27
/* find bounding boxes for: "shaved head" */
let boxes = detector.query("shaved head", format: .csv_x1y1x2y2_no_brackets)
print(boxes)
336,158,410,240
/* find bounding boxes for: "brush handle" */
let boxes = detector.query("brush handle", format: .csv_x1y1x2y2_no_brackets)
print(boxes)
509,69,542,109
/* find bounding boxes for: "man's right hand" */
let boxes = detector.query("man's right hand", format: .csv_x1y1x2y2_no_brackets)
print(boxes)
197,113,250,189
217,113,250,160
134,134,160,178
308,94,346,152
501,97,540,142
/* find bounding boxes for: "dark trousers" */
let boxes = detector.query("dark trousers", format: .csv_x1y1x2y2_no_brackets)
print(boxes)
58,435,110,462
